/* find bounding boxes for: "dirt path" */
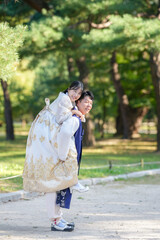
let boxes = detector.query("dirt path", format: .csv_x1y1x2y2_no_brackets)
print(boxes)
0,179,160,240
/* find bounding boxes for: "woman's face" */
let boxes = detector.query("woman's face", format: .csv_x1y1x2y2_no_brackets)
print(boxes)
68,88,82,102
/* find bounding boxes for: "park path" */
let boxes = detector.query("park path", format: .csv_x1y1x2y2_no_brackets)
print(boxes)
0,181,160,240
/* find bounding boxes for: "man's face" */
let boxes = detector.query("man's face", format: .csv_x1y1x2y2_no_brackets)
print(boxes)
77,96,93,115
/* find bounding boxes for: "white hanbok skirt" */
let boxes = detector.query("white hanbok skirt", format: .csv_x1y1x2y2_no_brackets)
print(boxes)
23,107,78,193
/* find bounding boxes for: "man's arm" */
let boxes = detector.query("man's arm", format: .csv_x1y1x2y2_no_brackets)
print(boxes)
57,117,80,161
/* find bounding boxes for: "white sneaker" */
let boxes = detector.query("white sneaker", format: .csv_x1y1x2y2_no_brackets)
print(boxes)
51,220,74,232
61,218,75,227
70,182,89,193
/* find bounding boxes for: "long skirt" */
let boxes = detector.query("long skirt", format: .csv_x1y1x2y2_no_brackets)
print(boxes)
23,108,78,193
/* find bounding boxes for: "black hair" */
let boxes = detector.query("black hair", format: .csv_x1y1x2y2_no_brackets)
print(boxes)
63,81,84,93
77,90,94,101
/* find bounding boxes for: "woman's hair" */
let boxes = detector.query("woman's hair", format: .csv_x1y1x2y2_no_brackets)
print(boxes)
63,81,84,93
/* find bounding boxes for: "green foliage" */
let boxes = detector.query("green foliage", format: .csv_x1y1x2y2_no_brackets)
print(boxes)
117,52,155,109
1,0,160,125
83,14,160,53
0,22,26,81
0,0,35,26
22,15,69,59
31,53,71,116
90,77,117,120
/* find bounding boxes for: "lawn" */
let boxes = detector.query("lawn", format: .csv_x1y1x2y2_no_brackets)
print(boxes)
0,125,29,192
0,124,160,192
80,137,160,178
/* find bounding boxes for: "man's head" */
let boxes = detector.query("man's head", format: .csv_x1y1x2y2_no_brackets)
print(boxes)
76,91,94,115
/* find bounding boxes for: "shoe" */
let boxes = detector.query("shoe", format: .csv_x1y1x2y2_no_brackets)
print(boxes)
70,182,89,193
51,220,74,232
61,218,75,228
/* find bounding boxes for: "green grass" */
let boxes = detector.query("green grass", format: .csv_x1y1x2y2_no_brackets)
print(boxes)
79,136,160,178
0,124,29,192
79,164,160,179
0,125,160,192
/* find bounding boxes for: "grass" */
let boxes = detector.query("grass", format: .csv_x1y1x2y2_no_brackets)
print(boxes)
79,137,160,179
79,164,160,179
0,124,29,192
0,124,160,192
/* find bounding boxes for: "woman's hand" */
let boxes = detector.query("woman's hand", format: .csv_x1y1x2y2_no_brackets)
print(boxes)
71,109,83,119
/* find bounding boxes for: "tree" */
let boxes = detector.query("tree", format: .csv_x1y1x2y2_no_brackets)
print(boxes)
5,0,160,148
110,51,150,138
150,53,160,151
83,10,160,146
110,51,130,138
21,0,104,146
0,22,26,139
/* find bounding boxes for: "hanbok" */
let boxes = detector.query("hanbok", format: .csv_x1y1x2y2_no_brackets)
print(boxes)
23,92,78,193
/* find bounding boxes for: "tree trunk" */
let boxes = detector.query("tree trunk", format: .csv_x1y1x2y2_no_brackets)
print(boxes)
101,90,107,138
23,0,50,12
67,56,75,80
1,79,14,140
150,52,160,151
82,117,95,147
76,56,95,146
76,56,89,89
116,104,148,138
110,51,130,139
128,107,148,138
111,52,148,139
115,105,123,136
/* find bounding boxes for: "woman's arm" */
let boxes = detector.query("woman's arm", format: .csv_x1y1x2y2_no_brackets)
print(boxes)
55,94,73,124
57,117,79,161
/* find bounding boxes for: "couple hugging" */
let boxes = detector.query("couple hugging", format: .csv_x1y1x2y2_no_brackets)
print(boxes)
23,81,94,232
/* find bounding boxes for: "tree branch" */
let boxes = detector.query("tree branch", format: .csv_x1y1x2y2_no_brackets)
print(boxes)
91,21,112,29
69,17,112,30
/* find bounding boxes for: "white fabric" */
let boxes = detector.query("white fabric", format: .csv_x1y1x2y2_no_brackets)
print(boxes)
23,92,78,193
49,92,73,124
45,192,62,221
57,117,80,161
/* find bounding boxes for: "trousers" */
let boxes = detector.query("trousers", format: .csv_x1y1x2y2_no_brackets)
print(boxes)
45,192,62,221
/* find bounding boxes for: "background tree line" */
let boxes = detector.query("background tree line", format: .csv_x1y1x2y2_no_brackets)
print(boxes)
0,0,160,151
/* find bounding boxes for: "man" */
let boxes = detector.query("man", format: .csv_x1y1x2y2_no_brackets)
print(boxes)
45,91,94,232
